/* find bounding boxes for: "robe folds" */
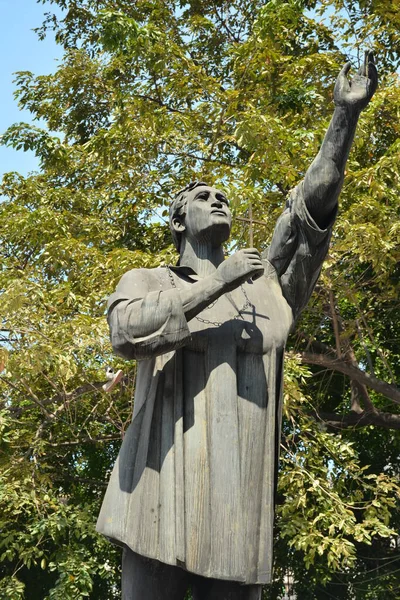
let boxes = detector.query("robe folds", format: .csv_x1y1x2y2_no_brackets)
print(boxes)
96,183,336,585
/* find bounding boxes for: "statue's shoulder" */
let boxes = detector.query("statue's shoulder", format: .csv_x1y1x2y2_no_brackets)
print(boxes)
118,266,169,290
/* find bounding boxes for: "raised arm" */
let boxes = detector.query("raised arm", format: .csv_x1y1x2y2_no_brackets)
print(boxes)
304,51,378,228
266,53,378,319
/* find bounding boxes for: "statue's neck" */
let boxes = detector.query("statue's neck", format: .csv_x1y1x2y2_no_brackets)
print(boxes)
179,237,224,278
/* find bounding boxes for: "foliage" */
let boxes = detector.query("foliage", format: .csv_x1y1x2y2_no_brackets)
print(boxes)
1,1,399,598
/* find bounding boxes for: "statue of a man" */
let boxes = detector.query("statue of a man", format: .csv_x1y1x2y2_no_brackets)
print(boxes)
97,55,377,600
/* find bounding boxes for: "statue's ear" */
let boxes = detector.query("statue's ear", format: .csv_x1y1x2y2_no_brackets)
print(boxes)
171,216,186,234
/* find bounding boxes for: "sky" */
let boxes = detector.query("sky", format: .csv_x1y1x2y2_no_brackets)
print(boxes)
0,0,62,178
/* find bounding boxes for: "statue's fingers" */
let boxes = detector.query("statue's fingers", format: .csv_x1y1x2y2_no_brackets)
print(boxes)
368,61,378,96
363,50,369,76
336,61,351,93
357,51,367,76
339,61,352,79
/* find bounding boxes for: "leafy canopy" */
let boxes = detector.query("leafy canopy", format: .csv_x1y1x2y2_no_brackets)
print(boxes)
1,1,399,598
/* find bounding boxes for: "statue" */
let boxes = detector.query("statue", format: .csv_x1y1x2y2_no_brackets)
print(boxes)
97,54,377,600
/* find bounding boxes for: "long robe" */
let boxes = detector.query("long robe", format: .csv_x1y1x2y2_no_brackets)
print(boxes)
96,183,336,584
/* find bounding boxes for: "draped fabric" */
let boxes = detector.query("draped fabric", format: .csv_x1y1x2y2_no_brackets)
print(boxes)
97,185,335,584
266,181,336,318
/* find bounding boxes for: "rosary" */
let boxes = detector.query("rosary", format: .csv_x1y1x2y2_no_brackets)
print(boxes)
165,264,253,328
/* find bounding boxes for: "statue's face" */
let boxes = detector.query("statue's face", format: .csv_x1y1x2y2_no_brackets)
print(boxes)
173,185,232,248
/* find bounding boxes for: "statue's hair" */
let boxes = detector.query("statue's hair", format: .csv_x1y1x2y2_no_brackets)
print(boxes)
169,181,209,251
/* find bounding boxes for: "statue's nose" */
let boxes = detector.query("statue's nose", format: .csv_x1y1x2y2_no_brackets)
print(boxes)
211,196,223,207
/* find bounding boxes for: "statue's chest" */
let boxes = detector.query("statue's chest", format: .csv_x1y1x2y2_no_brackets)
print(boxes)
185,276,293,354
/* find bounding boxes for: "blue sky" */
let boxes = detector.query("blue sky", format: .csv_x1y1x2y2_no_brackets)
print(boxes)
0,0,62,178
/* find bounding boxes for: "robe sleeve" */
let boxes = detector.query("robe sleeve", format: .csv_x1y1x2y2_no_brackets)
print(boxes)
265,182,337,320
107,268,191,360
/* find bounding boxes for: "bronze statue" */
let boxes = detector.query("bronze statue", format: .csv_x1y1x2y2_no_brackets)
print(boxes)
97,54,377,600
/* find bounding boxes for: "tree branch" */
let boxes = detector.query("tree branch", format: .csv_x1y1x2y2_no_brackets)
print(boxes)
300,352,400,405
313,410,400,431
47,435,121,447
166,149,236,168
132,93,187,115
209,5,241,43
53,474,107,488
347,348,376,413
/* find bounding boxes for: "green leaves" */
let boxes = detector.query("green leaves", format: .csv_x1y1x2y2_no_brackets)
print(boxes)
279,416,398,578
0,467,119,600
1,0,400,598
97,10,141,53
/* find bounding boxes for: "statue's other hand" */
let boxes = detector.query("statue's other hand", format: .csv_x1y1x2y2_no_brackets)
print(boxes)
334,50,378,111
215,249,264,291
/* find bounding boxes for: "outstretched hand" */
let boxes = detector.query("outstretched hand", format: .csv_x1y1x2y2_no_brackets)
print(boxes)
334,50,378,112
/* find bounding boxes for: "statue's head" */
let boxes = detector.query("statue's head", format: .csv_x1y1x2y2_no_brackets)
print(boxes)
169,181,232,252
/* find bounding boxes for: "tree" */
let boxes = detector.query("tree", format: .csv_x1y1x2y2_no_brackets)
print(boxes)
0,1,399,598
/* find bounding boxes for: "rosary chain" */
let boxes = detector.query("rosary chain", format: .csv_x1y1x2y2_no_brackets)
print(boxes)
165,265,253,327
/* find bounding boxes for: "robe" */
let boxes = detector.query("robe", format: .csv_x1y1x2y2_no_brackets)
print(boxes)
96,183,335,584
